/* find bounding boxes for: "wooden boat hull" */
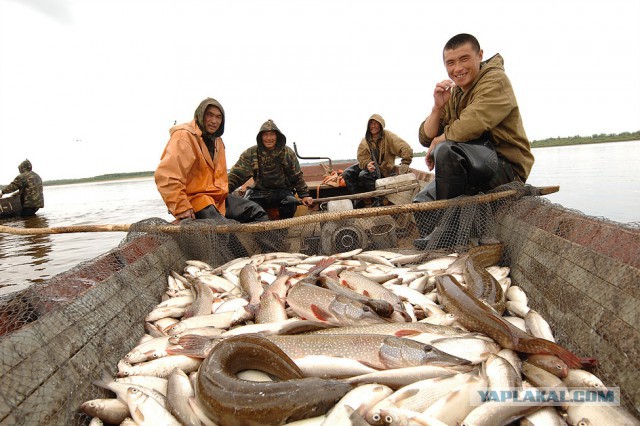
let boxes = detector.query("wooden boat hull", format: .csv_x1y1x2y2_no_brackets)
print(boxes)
0,197,638,423
0,194,21,218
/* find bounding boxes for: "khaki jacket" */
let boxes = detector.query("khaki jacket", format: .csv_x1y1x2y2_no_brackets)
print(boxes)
420,54,534,180
155,120,228,216
357,114,413,177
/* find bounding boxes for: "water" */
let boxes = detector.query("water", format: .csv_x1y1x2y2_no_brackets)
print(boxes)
1,141,638,291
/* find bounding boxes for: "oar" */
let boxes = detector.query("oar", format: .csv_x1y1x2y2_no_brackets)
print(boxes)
0,186,559,236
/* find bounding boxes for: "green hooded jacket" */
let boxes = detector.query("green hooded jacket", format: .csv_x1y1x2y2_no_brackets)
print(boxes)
228,120,310,198
1,159,44,208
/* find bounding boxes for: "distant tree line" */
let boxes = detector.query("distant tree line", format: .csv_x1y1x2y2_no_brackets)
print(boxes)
530,130,640,148
43,171,155,187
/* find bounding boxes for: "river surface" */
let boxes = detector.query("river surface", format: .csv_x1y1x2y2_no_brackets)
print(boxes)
1,140,638,292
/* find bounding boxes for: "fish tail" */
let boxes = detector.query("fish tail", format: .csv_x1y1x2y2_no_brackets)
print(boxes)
526,338,584,369
166,334,217,358
580,357,598,368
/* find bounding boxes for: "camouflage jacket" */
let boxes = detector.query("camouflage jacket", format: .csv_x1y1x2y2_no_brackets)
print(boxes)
228,120,310,198
2,170,44,208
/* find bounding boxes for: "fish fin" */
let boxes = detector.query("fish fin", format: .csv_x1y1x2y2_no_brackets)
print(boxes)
394,330,422,337
325,270,340,280
307,257,337,277
338,278,357,290
580,357,598,368
310,304,332,322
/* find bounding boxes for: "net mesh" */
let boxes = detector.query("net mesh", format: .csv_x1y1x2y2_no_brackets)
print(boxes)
0,180,638,425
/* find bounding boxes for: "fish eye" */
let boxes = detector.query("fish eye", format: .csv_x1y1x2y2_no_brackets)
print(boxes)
362,306,371,312
423,346,433,353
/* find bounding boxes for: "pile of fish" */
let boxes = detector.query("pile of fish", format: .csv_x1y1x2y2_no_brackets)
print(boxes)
80,245,639,426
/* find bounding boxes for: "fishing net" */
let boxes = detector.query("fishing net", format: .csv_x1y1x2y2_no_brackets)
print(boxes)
0,180,638,425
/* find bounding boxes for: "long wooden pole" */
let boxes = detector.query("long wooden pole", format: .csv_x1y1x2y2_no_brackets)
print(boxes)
0,186,559,236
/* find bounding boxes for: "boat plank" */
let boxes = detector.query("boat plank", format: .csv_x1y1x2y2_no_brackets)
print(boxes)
0,238,185,425
499,212,640,328
498,212,640,413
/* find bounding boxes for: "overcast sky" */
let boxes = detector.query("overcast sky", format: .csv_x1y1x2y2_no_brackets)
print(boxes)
1,0,638,182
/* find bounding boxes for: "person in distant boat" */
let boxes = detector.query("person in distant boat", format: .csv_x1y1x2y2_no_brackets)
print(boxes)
412,33,535,249
154,97,271,226
342,114,413,209
0,159,44,216
228,119,313,220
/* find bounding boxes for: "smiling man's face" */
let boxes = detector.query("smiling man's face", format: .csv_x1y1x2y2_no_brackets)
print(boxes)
444,42,483,92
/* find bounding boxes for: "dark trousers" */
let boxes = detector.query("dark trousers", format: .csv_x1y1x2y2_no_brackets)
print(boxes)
195,194,269,223
342,163,378,194
245,189,299,220
414,138,518,203
413,138,519,239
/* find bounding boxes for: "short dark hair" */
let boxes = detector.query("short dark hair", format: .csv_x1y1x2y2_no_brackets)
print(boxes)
443,33,481,56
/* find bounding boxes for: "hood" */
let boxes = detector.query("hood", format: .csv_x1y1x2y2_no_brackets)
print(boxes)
365,114,386,140
194,97,225,138
256,119,286,151
18,159,32,173
462,53,504,94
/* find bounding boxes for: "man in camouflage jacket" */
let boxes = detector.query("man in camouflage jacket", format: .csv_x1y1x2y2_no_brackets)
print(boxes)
1,159,44,216
228,119,313,219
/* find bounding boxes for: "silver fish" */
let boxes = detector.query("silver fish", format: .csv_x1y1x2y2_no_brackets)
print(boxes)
126,386,181,426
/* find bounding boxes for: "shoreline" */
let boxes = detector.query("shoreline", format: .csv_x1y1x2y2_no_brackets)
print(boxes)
12,136,637,188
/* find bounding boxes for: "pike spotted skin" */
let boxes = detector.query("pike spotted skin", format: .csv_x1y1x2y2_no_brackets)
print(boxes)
195,334,354,426
461,257,505,315
435,274,595,369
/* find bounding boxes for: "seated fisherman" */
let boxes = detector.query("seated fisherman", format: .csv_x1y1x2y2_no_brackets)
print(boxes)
228,119,313,219
342,114,413,208
0,159,44,216
413,33,535,249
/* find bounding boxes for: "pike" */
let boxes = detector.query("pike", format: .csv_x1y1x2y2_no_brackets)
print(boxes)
338,270,409,321
436,274,596,369
266,334,471,370
318,274,394,318
461,256,505,315
287,281,388,326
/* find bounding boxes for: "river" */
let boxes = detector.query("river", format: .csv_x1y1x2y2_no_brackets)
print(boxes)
1,140,638,292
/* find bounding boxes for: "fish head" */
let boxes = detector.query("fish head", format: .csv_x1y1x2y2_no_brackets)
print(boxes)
329,295,386,325
379,336,471,369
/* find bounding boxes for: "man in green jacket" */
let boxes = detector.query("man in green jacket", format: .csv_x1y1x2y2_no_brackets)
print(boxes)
228,119,313,219
343,114,413,208
413,33,535,249
1,159,44,216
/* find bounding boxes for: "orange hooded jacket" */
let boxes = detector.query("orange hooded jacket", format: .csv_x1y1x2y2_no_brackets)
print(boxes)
155,98,229,216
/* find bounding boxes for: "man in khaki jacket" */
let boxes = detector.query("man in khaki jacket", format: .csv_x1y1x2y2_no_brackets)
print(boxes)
343,114,413,208
413,33,535,249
